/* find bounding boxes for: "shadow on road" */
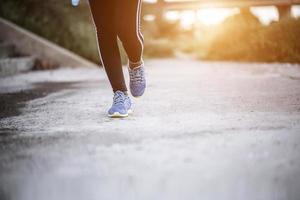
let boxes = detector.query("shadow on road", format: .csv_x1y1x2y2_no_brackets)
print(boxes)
0,81,80,120
0,81,80,154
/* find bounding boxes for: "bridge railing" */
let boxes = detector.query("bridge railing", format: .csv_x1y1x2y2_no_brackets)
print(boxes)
143,0,300,20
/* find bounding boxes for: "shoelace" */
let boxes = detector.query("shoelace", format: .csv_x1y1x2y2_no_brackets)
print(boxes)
113,92,125,106
130,67,144,83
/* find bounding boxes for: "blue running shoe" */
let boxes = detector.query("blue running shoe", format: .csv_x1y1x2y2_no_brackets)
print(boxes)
108,91,132,118
128,62,146,97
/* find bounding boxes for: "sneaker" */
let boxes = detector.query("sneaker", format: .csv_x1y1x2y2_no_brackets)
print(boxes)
71,0,80,6
128,62,146,97
108,91,132,118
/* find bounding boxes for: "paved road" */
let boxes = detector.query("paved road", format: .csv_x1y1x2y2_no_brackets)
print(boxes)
1,59,300,200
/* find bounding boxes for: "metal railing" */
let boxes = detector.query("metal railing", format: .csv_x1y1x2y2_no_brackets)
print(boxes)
143,0,300,20
144,0,300,10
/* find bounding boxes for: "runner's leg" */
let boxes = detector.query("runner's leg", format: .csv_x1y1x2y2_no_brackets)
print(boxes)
89,0,127,92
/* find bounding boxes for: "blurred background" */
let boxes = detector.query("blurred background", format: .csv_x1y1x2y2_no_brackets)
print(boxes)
1,2,300,199
0,0,300,65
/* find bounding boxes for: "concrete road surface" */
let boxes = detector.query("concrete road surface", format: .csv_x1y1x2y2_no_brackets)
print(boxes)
0,59,300,200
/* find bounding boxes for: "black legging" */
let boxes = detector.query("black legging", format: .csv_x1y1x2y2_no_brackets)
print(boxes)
89,0,144,92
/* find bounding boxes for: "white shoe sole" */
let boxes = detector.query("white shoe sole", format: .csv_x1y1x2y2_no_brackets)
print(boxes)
108,109,132,118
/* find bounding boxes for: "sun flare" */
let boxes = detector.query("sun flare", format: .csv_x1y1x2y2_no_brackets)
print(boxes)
165,8,239,28
197,8,239,26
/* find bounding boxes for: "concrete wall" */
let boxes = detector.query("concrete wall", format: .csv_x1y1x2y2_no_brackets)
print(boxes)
0,17,98,68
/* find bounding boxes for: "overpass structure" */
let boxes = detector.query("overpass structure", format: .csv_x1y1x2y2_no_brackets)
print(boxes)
143,0,300,20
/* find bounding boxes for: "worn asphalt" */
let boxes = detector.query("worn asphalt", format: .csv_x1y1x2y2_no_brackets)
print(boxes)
0,59,300,200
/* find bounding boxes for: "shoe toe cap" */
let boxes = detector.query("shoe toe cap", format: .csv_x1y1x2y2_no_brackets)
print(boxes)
130,84,146,97
108,106,127,115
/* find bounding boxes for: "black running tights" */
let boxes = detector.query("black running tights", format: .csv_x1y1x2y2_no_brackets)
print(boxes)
89,0,144,92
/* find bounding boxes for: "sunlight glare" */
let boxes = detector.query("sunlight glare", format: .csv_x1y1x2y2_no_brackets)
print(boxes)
292,5,300,18
197,8,239,26
143,0,157,3
165,11,180,21
180,11,196,28
250,6,278,25
165,8,239,28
